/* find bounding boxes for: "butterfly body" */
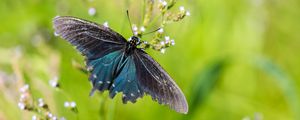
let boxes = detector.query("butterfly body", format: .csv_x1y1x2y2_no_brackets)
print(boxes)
125,36,140,55
53,16,188,114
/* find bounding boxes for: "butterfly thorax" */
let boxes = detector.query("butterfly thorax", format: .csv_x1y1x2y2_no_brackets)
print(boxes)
125,36,140,54
128,36,140,46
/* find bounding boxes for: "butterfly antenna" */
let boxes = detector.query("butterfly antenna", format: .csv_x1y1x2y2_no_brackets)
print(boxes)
142,27,161,36
126,10,135,35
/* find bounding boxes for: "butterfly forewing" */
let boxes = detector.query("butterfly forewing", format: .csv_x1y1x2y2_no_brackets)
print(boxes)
53,16,127,59
53,16,127,95
133,49,188,114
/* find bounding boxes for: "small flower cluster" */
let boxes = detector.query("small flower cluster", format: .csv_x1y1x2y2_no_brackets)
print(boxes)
136,0,190,53
37,98,48,109
49,76,59,88
165,6,190,22
18,84,30,110
158,0,168,11
47,75,79,113
180,6,191,16
157,0,190,18
64,101,78,113
158,0,177,13
44,111,60,120
64,101,76,108
132,24,146,36
142,35,176,54
18,84,66,120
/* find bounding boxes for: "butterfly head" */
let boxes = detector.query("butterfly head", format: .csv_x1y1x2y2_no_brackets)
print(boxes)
129,36,141,46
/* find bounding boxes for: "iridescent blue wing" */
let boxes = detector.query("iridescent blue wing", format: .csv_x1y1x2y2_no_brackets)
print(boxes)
108,54,144,103
133,49,188,114
53,16,126,60
87,50,143,103
87,51,124,95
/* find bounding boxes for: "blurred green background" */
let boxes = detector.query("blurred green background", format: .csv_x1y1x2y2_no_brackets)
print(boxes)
1,0,300,120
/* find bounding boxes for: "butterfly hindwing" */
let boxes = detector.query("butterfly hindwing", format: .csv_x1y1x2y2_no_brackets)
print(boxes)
109,55,143,103
88,51,143,103
133,49,188,114
87,51,124,95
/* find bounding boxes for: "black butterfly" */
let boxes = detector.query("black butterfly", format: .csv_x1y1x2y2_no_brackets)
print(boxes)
53,16,188,114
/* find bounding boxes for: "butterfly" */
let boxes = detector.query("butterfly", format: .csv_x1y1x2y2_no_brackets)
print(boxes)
53,16,188,114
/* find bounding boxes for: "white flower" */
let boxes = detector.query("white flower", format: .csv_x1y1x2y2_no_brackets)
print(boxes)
70,101,76,108
88,7,96,16
54,32,59,36
160,41,165,46
32,115,37,120
64,102,70,107
159,0,167,6
38,102,44,107
170,39,175,45
132,25,138,31
165,36,170,41
87,66,93,71
18,102,25,110
140,26,146,32
162,1,167,6
158,28,164,33
47,112,53,118
179,6,185,11
186,11,191,16
160,49,166,54
60,117,66,120
134,31,138,36
49,77,59,88
38,98,43,102
52,116,58,120
38,98,45,107
19,84,29,93
103,21,109,28
20,94,27,101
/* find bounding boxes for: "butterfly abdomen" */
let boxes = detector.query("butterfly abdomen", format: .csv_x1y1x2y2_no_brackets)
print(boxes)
124,43,136,56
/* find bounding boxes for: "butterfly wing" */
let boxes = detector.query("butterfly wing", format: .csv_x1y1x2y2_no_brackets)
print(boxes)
108,55,144,103
87,50,124,95
133,49,188,114
53,16,127,60
53,16,128,94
